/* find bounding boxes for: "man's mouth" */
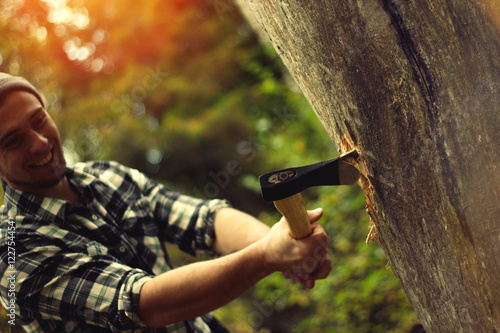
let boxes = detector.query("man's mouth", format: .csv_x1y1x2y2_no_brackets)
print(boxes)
30,150,53,168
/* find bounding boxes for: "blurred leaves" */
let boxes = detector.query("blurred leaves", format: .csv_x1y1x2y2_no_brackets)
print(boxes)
0,0,419,332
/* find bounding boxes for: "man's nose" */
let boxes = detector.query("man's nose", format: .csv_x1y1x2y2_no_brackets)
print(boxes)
28,130,49,153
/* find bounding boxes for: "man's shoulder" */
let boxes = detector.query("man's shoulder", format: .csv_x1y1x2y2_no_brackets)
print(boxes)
71,160,150,190
72,160,127,173
72,160,138,180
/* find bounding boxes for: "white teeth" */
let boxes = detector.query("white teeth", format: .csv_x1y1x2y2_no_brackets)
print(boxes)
32,151,53,167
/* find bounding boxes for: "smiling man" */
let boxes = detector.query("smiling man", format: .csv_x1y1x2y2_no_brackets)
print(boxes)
0,84,68,196
0,72,332,333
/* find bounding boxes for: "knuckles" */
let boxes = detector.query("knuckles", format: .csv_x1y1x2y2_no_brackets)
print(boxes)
264,219,332,281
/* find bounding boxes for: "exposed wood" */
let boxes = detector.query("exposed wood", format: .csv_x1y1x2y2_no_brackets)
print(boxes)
235,0,500,331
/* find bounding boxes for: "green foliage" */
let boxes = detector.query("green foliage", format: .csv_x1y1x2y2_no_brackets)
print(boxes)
0,1,420,332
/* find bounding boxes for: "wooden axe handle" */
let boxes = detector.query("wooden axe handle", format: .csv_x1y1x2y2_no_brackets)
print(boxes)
273,193,311,239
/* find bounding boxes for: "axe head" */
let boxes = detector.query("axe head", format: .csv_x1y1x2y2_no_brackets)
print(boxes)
259,150,360,202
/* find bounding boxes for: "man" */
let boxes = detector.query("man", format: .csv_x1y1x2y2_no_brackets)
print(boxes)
0,72,331,332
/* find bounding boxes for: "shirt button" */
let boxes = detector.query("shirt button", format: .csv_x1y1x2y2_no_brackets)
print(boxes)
119,246,126,253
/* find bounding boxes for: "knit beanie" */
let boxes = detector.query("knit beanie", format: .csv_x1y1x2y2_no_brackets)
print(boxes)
0,72,45,107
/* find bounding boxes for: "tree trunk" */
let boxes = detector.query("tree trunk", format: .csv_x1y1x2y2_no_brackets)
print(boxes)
235,0,500,331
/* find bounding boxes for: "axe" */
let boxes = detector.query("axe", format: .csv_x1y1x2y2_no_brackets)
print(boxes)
259,150,360,239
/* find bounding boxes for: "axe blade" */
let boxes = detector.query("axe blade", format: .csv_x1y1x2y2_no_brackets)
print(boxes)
259,150,360,202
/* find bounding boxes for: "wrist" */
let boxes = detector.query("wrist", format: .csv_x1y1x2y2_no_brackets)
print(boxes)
242,240,277,279
251,234,291,278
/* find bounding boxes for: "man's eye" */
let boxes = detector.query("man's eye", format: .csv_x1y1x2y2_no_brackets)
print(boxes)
33,113,47,128
4,136,21,149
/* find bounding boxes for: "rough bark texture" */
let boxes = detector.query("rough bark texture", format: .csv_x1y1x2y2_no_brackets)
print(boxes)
235,0,500,332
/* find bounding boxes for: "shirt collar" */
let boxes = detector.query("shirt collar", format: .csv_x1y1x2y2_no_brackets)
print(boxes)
2,166,97,223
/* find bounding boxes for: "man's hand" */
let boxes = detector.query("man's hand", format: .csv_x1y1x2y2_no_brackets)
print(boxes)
259,208,332,289
213,207,331,288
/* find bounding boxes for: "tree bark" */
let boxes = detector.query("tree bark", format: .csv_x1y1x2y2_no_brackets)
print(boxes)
235,0,500,331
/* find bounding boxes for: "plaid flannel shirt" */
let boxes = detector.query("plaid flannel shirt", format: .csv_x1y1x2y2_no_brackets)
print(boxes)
0,161,231,333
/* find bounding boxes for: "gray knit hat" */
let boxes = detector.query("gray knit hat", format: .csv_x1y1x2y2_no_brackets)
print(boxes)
0,72,45,107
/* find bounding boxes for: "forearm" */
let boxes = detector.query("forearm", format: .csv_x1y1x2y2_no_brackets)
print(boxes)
212,207,271,254
138,242,271,327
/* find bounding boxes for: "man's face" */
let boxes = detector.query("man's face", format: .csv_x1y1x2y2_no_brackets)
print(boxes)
0,91,66,192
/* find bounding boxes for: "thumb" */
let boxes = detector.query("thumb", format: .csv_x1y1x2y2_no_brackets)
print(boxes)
307,208,323,224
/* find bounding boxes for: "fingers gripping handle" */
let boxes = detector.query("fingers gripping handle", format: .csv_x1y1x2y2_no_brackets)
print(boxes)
273,193,311,239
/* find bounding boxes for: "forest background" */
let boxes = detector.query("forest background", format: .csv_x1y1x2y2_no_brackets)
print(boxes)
0,0,422,332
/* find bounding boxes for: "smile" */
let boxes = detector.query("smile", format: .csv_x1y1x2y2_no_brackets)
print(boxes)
31,150,53,167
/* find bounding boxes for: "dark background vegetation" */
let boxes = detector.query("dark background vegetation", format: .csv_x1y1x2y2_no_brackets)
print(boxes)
0,0,421,331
